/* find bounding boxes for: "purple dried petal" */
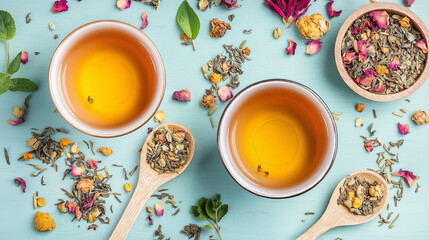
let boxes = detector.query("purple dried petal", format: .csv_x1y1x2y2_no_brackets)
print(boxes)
15,177,27,193
8,118,24,126
327,1,342,18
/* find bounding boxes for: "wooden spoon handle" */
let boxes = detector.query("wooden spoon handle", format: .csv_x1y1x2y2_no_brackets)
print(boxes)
296,211,342,240
109,181,158,240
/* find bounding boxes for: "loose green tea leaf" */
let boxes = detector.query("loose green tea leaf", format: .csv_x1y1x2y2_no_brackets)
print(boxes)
0,10,16,41
0,73,11,95
176,1,200,40
9,78,38,92
7,52,21,75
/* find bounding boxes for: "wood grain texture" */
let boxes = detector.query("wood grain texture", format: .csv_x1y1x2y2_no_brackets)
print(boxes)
335,2,429,102
297,170,390,240
0,1,428,240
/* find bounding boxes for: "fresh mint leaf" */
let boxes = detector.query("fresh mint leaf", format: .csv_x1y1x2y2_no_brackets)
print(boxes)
205,199,216,221
9,78,38,92
193,198,208,220
176,1,200,40
0,10,16,41
204,224,214,230
217,204,228,222
7,52,21,75
0,73,11,95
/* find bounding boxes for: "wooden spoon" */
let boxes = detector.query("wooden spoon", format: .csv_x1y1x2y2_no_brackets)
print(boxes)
110,122,195,240
297,170,390,240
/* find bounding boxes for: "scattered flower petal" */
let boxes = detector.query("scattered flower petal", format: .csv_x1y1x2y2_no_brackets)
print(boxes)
155,202,164,216
327,1,342,18
222,0,240,9
389,56,400,70
407,0,415,7
60,138,72,149
124,183,132,192
173,88,191,102
364,141,373,152
52,0,69,13
392,169,416,187
201,93,217,108
355,68,378,87
375,65,389,75
75,206,82,220
148,214,154,225
343,51,357,66
7,118,24,126
58,204,67,213
37,198,46,207
352,26,366,36
141,12,148,29
14,177,27,193
23,152,33,161
87,159,100,169
357,40,371,62
65,201,76,213
264,0,313,28
286,39,297,55
416,39,428,53
154,110,166,123
117,0,131,10
306,40,322,55
21,50,29,64
398,122,410,135
399,17,411,28
369,11,389,29
374,81,384,92
98,147,113,156
71,165,86,177
218,86,234,102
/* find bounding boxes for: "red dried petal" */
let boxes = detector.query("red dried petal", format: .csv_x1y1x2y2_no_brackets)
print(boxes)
369,11,389,29
364,141,373,152
141,12,148,29
286,39,297,55
306,40,322,55
117,0,131,10
398,122,410,135
8,118,24,126
327,1,342,18
392,169,416,187
21,50,29,64
52,0,69,13
407,0,415,7
15,177,27,193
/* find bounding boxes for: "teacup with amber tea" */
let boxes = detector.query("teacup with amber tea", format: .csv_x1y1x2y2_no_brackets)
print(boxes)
218,79,337,198
49,21,165,137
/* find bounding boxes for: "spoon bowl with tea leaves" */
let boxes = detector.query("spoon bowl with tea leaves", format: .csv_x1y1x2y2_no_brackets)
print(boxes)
297,170,390,240
110,122,195,240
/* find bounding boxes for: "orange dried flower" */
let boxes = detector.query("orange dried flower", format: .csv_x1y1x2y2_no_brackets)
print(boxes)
210,18,231,38
23,152,33,161
242,47,251,56
60,138,72,149
37,197,46,207
356,103,365,112
201,93,217,108
375,65,389,75
98,147,113,156
399,16,411,28
180,33,190,40
35,211,56,232
210,72,222,83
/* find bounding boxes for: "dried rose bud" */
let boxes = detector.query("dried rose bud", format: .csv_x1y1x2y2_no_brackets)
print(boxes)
155,202,164,216
20,50,29,64
116,0,130,10
218,86,233,102
71,165,86,177
173,88,191,102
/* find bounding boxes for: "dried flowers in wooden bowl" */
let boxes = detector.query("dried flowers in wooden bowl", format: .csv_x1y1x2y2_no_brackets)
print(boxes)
335,2,429,102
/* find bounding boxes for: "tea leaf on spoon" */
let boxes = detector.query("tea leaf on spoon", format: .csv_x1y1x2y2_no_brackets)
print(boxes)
176,1,200,40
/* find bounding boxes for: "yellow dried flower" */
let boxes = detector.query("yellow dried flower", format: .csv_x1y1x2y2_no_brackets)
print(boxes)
210,72,222,83
201,93,217,108
35,211,56,232
124,183,132,192
60,138,72,149
155,110,166,123
375,65,389,75
58,204,67,213
37,198,46,207
23,152,33,161
98,147,113,156
353,197,363,208
412,110,429,126
399,17,411,28
296,13,330,40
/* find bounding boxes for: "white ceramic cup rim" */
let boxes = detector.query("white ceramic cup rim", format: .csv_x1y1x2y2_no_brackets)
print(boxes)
49,20,165,138
217,79,338,198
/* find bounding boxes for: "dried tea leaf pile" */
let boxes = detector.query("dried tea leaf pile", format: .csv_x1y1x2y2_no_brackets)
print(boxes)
147,126,190,174
338,175,385,215
342,11,427,94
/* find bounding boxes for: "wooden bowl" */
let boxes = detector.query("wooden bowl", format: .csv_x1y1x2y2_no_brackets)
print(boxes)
335,2,429,102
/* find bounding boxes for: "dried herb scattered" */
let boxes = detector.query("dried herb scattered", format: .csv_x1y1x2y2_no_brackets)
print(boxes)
191,194,228,240
25,13,31,24
181,224,201,239
228,14,235,22
129,165,138,176
337,175,385,215
210,18,231,38
147,126,190,174
4,147,10,165
14,177,27,192
144,0,163,10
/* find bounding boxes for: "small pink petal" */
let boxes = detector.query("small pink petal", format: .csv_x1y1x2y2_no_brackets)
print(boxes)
87,159,100,170
14,177,27,193
222,0,240,9
352,26,366,36
389,56,400,70
286,39,297,55
357,40,371,62
327,1,342,18
75,206,82,220
21,51,29,64
71,165,86,176
407,0,415,7
343,51,357,66
218,86,234,102
117,0,131,10
141,12,148,29
398,122,410,135
8,118,24,126
416,39,428,53
155,203,164,216
356,68,378,87
364,141,373,152
306,40,322,55
65,201,76,213
52,0,69,13
148,214,154,225
392,169,416,187
369,11,389,29
374,81,384,92
173,88,191,102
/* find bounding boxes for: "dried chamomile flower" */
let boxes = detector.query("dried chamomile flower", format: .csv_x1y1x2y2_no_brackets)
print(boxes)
155,110,166,123
412,110,429,126
296,13,330,40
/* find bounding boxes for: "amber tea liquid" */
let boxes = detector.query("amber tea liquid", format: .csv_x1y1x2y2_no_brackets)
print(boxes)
228,87,330,189
62,26,157,129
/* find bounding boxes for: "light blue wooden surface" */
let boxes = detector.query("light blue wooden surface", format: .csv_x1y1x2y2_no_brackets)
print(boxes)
1,0,428,239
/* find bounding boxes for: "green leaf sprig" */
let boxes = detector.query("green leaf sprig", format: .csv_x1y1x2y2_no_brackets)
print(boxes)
176,0,200,51
191,194,228,240
0,10,37,95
